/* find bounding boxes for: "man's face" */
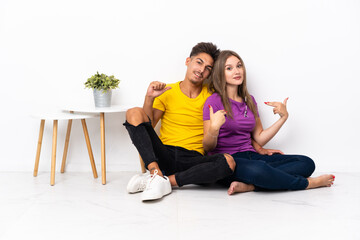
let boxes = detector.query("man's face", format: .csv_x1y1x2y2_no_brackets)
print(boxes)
185,53,214,85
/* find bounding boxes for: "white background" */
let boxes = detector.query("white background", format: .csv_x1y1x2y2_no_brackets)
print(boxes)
0,0,359,173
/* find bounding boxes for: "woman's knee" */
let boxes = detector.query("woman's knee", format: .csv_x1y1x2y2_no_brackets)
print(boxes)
224,154,236,171
299,155,316,175
126,107,148,125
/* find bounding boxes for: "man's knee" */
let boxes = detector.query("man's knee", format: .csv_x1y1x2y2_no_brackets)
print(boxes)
126,107,148,126
224,153,236,171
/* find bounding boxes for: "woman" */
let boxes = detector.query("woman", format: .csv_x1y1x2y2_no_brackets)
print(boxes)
203,50,334,195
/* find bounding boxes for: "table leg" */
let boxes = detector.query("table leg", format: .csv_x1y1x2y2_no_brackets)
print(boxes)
34,120,45,177
81,119,98,179
61,119,72,173
50,120,58,186
100,113,106,184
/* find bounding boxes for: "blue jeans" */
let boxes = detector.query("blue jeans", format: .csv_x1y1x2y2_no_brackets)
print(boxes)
220,151,315,190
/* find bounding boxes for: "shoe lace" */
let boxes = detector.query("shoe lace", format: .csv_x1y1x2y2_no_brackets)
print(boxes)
138,175,150,191
145,170,159,190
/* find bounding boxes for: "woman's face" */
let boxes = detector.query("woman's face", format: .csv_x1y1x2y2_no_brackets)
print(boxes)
224,55,244,86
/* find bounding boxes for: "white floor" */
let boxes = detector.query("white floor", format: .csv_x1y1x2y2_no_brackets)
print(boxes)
1,171,359,240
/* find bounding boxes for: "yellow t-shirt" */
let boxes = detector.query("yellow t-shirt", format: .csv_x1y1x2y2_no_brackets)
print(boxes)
153,81,211,155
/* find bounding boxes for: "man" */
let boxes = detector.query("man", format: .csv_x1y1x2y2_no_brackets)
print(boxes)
124,42,236,201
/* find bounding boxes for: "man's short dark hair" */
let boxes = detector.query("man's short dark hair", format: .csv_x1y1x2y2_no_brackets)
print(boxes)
190,42,220,62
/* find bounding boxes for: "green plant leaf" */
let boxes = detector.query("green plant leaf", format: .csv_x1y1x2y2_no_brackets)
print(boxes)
84,71,120,92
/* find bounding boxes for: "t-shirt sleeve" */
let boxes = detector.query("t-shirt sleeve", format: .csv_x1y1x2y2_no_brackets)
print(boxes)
203,95,220,121
153,95,166,111
203,97,211,121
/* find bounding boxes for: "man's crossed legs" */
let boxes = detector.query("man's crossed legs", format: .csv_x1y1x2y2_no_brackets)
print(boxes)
124,107,235,201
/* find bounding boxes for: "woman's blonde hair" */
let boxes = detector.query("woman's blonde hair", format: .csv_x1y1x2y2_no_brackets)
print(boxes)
208,50,257,118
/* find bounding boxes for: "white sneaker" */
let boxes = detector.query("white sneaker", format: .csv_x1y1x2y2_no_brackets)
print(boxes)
141,170,172,201
127,172,150,193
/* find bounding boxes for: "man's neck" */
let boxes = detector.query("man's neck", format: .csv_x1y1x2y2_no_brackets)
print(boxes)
179,79,203,99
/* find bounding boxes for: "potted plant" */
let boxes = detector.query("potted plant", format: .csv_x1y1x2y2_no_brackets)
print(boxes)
85,72,120,107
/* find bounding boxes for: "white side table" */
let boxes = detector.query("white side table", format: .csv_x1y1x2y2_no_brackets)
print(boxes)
32,111,99,185
62,105,133,184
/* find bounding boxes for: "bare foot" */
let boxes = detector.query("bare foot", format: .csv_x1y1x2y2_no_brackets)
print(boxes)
306,174,335,189
228,181,255,195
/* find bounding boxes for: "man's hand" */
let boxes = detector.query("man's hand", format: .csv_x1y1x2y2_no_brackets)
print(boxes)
264,97,289,118
257,147,284,156
146,81,171,98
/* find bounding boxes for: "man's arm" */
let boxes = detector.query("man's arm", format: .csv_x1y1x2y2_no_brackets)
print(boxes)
142,81,171,126
152,109,163,128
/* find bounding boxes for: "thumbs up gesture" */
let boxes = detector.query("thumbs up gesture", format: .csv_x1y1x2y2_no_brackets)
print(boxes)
209,105,227,131
264,97,289,119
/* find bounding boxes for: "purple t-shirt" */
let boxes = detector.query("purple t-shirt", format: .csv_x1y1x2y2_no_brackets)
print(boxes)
203,93,259,155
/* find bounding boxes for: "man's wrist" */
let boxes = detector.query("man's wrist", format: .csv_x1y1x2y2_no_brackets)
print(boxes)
145,95,156,101
144,96,156,107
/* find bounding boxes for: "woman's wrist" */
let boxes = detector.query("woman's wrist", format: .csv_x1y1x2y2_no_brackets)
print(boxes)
280,113,289,120
254,144,263,152
207,128,219,138
208,132,218,138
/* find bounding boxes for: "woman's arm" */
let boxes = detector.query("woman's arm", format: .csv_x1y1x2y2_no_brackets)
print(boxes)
251,98,289,146
251,138,284,155
203,105,226,153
